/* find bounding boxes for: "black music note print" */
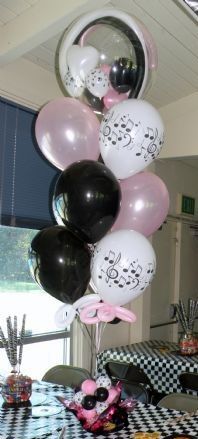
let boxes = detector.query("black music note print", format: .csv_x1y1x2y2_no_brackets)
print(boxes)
113,275,126,288
125,275,139,289
143,128,159,161
135,127,159,161
103,125,111,138
113,115,134,133
108,131,118,146
113,115,126,128
147,263,154,275
98,251,121,285
104,250,115,264
106,252,121,282
123,261,142,278
98,250,115,279
144,127,155,141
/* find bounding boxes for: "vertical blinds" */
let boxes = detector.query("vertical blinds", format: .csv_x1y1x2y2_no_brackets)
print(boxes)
0,97,60,229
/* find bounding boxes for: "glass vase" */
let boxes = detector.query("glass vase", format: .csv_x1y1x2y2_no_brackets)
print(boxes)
179,330,197,355
2,371,32,404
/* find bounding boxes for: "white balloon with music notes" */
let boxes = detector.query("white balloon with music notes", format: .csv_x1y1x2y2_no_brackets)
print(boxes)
90,229,156,306
99,98,165,179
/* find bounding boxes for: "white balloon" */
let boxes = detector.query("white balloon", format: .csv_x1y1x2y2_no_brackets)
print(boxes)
96,401,109,414
86,68,110,98
54,294,101,328
54,304,76,328
67,44,99,80
91,229,156,306
74,293,101,311
96,375,112,389
74,391,85,404
99,99,164,179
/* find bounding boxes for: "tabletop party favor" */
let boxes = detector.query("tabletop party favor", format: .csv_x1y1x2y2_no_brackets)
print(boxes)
58,375,137,434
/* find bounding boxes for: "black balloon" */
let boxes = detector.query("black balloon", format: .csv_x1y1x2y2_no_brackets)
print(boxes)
28,225,91,303
82,395,96,410
53,160,121,244
84,88,104,113
94,387,109,402
108,318,121,325
109,57,136,93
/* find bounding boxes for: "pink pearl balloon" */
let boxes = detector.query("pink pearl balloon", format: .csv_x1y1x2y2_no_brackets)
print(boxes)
81,379,97,395
35,97,100,171
100,64,111,76
112,171,169,237
103,88,128,110
106,387,119,404
79,24,101,47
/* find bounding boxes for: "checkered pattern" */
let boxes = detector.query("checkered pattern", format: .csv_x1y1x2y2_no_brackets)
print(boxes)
0,381,197,438
97,340,198,394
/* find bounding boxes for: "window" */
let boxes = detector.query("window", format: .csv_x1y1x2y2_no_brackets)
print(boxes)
0,226,71,379
0,98,71,379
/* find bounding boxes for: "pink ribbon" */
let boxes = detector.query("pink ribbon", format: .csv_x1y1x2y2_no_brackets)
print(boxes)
80,302,136,324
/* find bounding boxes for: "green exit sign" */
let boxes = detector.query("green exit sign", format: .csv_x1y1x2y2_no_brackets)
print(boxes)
181,195,195,215
176,193,195,216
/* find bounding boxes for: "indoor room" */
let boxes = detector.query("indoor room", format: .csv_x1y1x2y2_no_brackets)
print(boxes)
0,1,197,438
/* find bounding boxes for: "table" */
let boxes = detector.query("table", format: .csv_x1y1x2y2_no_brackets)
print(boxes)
97,339,198,394
0,380,197,438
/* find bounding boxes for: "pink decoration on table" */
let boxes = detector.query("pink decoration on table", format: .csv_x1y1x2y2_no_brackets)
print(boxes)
58,375,136,434
80,302,137,324
106,387,120,404
81,408,97,420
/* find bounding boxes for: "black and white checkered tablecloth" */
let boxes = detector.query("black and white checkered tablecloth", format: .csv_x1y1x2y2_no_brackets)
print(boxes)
97,340,198,394
0,381,197,439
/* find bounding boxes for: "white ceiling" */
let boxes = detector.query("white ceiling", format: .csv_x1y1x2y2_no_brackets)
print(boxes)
0,0,197,110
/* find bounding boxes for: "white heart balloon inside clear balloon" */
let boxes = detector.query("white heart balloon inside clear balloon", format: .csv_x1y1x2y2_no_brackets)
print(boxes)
67,44,99,80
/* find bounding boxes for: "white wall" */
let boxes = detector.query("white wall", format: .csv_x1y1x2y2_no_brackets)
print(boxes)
99,290,151,352
155,159,198,219
159,92,198,159
0,58,62,110
151,159,198,342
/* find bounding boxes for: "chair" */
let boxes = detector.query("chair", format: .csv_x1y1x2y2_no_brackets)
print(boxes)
179,372,198,393
105,361,158,403
120,381,150,403
42,365,91,388
157,392,198,412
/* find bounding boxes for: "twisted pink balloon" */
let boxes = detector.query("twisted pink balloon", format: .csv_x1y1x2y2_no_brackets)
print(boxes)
80,302,136,324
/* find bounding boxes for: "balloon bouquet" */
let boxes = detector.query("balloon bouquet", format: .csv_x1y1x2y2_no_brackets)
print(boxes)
28,8,169,434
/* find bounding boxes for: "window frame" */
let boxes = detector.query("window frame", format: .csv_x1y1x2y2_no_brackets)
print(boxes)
0,94,72,366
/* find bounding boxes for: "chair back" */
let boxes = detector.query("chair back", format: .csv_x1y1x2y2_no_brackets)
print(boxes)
105,361,154,389
105,361,152,403
121,381,150,403
157,392,198,412
42,365,91,388
179,372,198,393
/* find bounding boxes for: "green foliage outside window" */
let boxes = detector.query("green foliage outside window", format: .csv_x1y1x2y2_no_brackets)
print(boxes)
0,227,37,287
